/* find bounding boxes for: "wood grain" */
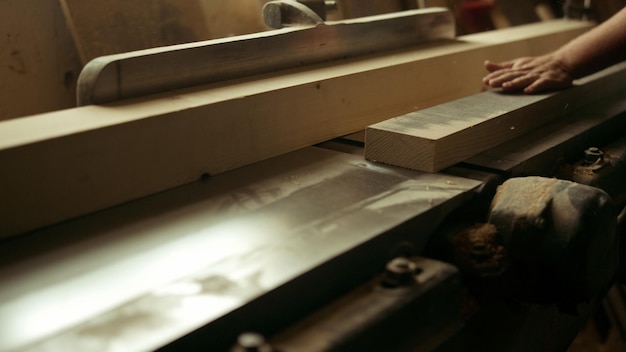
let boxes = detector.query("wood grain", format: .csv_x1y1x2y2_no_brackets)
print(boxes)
76,8,456,105
0,20,592,238
364,63,626,172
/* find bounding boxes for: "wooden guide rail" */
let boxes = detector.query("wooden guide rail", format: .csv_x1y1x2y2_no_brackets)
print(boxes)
77,8,456,105
0,20,592,238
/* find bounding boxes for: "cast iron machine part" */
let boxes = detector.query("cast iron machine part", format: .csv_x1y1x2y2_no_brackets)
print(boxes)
220,174,622,352
427,175,621,351
424,112,626,351
236,257,464,352
490,177,616,305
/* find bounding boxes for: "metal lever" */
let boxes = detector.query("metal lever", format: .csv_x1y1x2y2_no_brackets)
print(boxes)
263,0,325,29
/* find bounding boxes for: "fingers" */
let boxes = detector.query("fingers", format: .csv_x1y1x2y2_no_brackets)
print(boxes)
482,54,572,94
484,60,513,72
486,71,572,94
482,59,529,87
523,81,543,94
483,68,547,92
482,69,527,88
501,74,538,91
523,76,572,94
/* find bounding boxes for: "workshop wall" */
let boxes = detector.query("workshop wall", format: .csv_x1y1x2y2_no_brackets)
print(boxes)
0,0,269,121
61,0,268,64
0,0,82,121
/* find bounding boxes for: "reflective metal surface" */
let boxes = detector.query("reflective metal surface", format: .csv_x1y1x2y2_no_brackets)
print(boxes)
0,147,479,351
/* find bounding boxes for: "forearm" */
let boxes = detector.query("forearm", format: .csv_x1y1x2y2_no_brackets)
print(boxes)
555,7,626,78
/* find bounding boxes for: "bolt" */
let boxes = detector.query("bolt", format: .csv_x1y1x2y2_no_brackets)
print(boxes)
583,147,604,165
381,257,421,288
231,332,272,352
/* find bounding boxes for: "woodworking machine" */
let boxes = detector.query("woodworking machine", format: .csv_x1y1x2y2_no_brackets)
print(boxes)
1,6,625,352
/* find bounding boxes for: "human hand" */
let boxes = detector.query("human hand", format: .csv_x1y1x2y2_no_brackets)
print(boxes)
482,55,574,94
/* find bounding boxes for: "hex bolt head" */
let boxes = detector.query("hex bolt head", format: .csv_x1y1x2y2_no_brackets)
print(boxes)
232,332,273,352
382,257,421,288
583,147,604,164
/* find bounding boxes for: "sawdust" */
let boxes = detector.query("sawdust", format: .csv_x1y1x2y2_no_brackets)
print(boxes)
452,223,506,276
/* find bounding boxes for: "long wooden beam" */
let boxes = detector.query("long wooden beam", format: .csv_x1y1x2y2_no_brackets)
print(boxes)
0,20,592,237
77,8,456,105
364,63,626,172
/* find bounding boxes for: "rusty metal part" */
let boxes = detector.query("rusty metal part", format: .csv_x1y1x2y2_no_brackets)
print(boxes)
430,176,622,352
262,1,324,28
489,176,619,305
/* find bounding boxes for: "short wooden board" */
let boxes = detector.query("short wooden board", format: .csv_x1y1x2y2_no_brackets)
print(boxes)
364,63,626,172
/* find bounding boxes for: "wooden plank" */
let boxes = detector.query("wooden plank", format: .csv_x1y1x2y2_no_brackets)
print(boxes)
0,20,592,238
76,8,456,105
462,95,626,176
364,63,626,173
